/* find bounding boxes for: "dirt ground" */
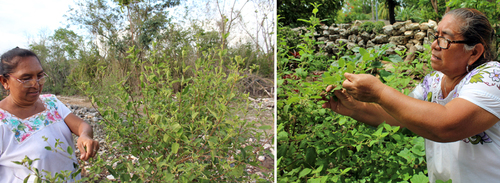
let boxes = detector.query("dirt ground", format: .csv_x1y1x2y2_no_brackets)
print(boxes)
57,95,94,108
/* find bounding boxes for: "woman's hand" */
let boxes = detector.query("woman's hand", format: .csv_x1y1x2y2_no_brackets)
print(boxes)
322,85,362,117
342,73,387,103
76,135,99,161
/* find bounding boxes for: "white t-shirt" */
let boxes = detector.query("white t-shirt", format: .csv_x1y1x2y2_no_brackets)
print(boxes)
410,61,500,183
0,94,80,182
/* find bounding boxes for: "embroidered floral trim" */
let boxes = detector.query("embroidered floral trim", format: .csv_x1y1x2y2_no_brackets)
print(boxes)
463,132,493,145
1,94,63,143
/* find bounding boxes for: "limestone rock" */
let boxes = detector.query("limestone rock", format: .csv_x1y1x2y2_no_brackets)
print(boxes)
415,32,426,40
389,36,406,45
338,24,351,29
329,27,339,34
406,23,420,31
348,26,359,35
404,31,414,37
360,31,371,41
339,29,348,38
373,34,389,44
322,30,330,36
393,22,405,30
419,23,429,31
329,35,340,42
366,40,375,47
358,40,365,47
348,34,357,43
383,25,394,36
317,37,328,42
428,19,437,30
423,37,431,46
336,38,349,45
353,20,362,27
346,42,357,50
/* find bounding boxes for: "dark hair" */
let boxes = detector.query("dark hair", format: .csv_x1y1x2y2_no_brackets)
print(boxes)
0,47,41,77
444,8,496,70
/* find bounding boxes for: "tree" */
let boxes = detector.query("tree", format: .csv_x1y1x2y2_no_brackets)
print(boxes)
278,0,342,27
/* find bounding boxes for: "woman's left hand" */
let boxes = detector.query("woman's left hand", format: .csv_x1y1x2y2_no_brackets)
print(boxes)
76,135,99,161
342,73,387,103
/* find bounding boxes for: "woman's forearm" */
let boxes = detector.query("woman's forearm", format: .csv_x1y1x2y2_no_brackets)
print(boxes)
350,102,404,127
78,121,94,139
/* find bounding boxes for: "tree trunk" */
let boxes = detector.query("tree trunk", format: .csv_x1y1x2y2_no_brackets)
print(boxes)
388,0,396,24
371,0,375,20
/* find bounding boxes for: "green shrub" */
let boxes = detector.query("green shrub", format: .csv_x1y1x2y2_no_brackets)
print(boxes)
80,45,273,182
374,21,385,34
360,21,375,34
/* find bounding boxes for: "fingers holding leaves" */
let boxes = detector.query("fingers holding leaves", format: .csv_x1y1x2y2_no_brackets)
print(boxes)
77,137,100,161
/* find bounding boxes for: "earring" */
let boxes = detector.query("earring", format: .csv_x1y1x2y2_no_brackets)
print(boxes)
466,65,470,73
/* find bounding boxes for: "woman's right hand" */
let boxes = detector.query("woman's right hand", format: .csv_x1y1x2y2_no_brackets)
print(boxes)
322,85,362,117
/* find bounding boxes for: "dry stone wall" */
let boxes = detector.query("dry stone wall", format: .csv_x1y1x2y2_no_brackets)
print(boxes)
292,20,438,57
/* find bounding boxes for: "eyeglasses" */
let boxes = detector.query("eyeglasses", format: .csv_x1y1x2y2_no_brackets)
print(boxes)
8,73,48,88
429,34,471,49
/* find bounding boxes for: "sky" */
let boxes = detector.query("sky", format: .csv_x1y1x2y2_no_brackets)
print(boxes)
0,0,76,54
0,0,274,55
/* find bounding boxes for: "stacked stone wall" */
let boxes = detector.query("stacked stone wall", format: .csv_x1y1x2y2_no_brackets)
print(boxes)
292,20,438,58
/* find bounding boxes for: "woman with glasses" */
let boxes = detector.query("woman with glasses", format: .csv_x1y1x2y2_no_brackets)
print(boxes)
323,8,499,182
0,47,99,182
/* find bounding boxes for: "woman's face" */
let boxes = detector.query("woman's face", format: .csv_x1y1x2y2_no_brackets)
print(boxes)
7,56,45,104
430,14,473,75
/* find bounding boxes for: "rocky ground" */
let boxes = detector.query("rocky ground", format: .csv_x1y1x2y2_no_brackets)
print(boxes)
57,95,275,182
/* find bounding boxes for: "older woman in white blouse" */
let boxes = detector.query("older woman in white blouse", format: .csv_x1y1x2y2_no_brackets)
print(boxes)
0,47,99,182
324,8,500,182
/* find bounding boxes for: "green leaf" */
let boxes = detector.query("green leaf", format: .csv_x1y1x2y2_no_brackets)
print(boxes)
312,8,318,15
305,147,317,166
312,165,324,174
23,175,30,183
44,146,52,151
67,146,73,155
299,168,312,178
338,58,345,68
346,63,355,74
278,131,289,141
410,172,428,183
172,143,180,154
340,167,352,175
258,125,272,130
163,134,169,142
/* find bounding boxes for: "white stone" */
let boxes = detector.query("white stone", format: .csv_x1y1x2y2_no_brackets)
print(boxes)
107,175,115,180
263,144,272,149
404,31,414,37
383,25,393,36
415,32,426,40
428,19,437,30
258,156,266,162
353,20,362,27
405,23,420,31
419,23,429,31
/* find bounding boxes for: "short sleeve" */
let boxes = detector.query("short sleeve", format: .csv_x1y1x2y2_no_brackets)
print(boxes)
409,83,424,100
459,63,500,119
409,71,441,101
54,97,72,119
